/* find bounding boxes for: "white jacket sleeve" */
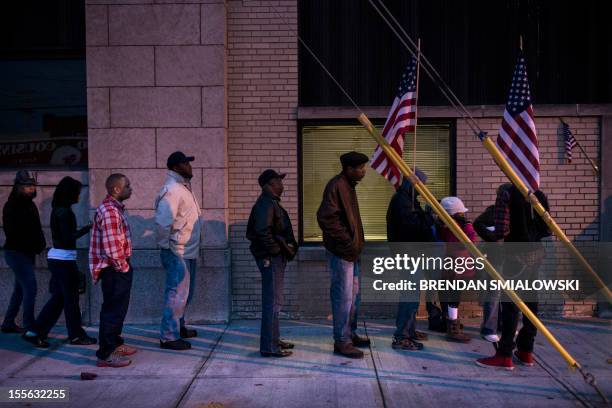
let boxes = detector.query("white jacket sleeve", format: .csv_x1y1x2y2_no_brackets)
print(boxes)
155,188,179,249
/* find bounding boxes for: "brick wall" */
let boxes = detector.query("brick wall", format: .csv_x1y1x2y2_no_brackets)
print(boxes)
225,0,602,320
227,0,299,318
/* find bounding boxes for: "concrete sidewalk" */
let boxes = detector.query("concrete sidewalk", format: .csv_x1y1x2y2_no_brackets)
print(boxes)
0,319,610,408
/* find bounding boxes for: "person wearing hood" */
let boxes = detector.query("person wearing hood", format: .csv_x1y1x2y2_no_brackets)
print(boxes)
1,171,46,334
387,170,442,351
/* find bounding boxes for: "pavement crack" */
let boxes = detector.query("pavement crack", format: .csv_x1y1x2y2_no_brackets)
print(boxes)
364,321,388,408
173,322,229,408
534,350,594,408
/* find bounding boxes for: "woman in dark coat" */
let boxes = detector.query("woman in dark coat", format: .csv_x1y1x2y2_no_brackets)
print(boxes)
22,177,96,348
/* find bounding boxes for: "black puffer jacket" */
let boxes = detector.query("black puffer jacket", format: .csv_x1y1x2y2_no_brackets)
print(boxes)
386,179,435,242
2,191,46,255
246,191,297,260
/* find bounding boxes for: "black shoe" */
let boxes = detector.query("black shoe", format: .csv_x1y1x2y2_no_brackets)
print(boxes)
260,350,292,358
1,325,25,334
351,334,371,348
70,335,97,345
22,333,50,348
180,327,197,339
278,339,294,349
160,339,191,350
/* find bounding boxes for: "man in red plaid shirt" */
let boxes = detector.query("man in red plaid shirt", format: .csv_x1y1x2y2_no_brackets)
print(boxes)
89,173,136,368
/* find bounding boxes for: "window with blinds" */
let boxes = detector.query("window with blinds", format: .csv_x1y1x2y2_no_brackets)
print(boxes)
301,122,453,242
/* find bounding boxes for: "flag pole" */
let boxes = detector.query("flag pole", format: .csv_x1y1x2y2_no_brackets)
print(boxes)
560,118,600,175
366,0,611,303
478,132,612,303
357,112,584,369
411,39,421,205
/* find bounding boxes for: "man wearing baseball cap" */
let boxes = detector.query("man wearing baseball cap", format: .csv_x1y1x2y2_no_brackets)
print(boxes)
246,169,298,357
2,171,46,334
155,151,202,350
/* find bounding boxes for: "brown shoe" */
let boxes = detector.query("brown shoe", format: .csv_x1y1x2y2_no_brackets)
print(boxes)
446,319,471,343
351,334,371,348
115,344,138,356
96,351,131,368
334,341,364,359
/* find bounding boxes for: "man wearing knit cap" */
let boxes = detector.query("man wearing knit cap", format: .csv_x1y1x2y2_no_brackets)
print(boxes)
317,151,371,358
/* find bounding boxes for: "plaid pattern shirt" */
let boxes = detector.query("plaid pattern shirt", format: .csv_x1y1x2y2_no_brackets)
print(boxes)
89,195,132,282
493,189,511,241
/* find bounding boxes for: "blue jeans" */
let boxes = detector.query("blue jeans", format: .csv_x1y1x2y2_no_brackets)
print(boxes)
2,250,37,330
480,291,502,336
160,249,197,342
256,255,286,353
328,254,361,343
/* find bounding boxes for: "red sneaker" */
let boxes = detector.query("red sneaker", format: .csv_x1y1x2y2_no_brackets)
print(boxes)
514,350,535,366
475,353,515,370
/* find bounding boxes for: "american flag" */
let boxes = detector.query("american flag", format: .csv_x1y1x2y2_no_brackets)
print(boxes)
371,57,418,189
562,122,577,163
496,51,540,191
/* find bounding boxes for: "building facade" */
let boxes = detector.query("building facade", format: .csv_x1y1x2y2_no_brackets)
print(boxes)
0,0,610,323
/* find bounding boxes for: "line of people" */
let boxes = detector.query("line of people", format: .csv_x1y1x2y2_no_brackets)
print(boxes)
2,149,550,370
1,151,205,368
248,150,551,371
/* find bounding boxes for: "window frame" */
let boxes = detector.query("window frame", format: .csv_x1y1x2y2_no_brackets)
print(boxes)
298,117,456,245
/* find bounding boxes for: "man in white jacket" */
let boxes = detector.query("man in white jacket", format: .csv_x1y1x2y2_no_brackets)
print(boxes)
155,151,202,350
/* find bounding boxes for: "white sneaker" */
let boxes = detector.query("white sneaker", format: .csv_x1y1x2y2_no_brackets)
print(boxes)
482,334,500,343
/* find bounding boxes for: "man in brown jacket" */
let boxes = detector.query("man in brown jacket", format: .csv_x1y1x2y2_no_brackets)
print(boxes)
317,151,371,358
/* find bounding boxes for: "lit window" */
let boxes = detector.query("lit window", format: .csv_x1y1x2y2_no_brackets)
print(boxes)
301,122,453,242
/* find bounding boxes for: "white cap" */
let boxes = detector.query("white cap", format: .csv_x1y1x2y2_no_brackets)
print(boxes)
441,197,469,215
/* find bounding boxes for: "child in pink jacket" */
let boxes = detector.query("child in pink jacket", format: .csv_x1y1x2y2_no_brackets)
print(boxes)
436,197,477,343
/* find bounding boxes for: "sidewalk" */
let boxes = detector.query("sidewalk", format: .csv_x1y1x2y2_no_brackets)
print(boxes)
0,318,610,407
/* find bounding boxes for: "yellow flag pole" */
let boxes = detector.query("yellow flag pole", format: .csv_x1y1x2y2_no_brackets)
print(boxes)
357,112,582,368
479,134,612,304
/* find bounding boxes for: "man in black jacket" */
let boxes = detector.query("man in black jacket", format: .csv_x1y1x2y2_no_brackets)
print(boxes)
246,169,298,357
387,171,439,351
1,171,46,333
476,185,551,370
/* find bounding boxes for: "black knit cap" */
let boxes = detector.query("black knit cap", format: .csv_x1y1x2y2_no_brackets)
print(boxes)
340,151,369,168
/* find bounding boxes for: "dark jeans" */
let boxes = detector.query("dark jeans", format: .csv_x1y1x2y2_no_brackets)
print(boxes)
394,301,419,340
96,266,133,360
498,301,538,356
256,255,286,353
31,259,85,339
2,250,37,330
